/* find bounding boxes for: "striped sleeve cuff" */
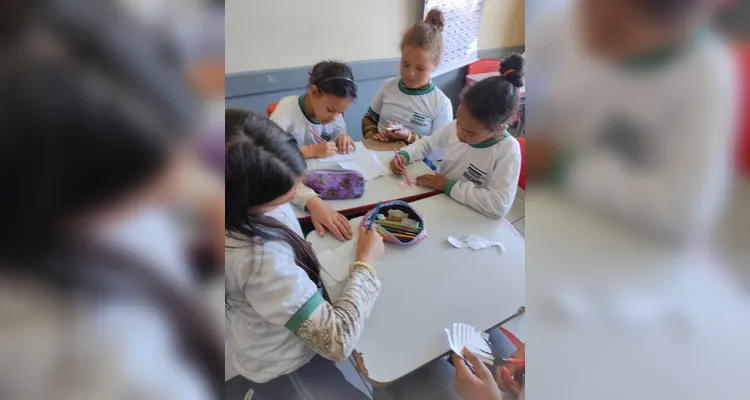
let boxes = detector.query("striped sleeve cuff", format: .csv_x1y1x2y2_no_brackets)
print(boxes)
444,180,457,196
367,107,380,123
284,291,325,333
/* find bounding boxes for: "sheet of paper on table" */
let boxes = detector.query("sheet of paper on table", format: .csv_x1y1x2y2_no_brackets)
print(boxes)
338,152,391,181
317,240,357,288
315,142,366,164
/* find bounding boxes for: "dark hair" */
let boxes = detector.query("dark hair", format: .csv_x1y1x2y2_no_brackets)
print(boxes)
0,0,222,395
461,54,525,132
402,9,445,62
309,60,358,100
225,109,323,284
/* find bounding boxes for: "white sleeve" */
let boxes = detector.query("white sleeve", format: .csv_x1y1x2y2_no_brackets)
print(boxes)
400,121,455,163
291,184,319,211
330,115,348,140
431,96,453,134
368,83,386,121
239,241,320,327
565,55,739,244
447,145,522,219
270,103,304,145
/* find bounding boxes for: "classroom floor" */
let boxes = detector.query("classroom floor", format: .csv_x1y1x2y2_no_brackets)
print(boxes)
336,189,526,398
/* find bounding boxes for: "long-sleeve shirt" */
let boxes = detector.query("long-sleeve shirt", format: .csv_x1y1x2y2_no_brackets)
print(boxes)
399,121,521,219
363,77,453,156
270,95,347,145
225,203,381,383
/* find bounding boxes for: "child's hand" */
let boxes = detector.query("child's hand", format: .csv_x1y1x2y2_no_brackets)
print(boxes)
497,344,525,396
307,197,352,241
355,225,385,266
371,132,389,142
335,134,354,154
453,348,504,400
387,128,412,141
389,154,407,175
416,172,449,191
312,142,337,158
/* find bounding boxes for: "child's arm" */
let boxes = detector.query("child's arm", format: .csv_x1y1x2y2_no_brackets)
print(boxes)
291,184,320,211
243,248,381,361
397,121,455,164
447,149,521,219
362,84,385,139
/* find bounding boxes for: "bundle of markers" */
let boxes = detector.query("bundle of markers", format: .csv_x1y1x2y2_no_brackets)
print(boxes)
374,210,423,242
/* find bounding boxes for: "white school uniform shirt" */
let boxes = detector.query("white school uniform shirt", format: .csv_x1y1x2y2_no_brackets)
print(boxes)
400,121,521,219
225,202,323,383
527,12,739,244
270,95,348,145
369,77,453,158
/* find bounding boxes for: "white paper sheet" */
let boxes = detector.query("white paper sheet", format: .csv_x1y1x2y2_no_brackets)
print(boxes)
318,249,351,282
338,152,391,181
316,152,359,164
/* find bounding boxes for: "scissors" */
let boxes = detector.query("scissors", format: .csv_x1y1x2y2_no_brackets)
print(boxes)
481,338,525,385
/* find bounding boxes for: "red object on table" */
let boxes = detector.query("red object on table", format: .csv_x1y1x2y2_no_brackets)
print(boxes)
266,102,278,117
736,43,750,175
516,137,526,190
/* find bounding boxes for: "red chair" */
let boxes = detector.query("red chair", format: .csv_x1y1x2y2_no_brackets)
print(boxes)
266,102,278,117
517,137,526,190
736,44,750,175
467,58,501,75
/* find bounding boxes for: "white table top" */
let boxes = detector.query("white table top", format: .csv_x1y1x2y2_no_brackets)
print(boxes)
295,149,437,218
526,185,750,400
307,195,525,384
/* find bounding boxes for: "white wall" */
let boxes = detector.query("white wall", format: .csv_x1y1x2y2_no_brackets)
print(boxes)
226,0,525,74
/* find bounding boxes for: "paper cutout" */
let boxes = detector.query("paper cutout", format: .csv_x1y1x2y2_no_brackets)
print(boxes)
444,323,494,365
448,235,506,252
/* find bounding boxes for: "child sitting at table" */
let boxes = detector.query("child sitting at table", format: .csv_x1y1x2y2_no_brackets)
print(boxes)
224,109,384,400
362,9,453,149
270,60,357,159
389,54,524,219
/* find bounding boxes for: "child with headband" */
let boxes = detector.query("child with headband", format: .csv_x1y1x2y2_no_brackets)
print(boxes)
271,60,358,158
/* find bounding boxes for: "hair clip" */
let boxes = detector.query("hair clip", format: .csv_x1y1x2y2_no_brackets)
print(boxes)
502,69,516,76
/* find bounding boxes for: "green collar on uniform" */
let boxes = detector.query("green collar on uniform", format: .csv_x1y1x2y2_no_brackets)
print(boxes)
619,28,705,71
298,95,320,124
398,79,435,95
469,131,509,148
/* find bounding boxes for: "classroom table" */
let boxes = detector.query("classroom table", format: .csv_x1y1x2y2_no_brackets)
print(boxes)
307,194,525,385
295,147,439,220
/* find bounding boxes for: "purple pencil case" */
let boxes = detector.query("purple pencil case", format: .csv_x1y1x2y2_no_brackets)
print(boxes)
304,169,365,200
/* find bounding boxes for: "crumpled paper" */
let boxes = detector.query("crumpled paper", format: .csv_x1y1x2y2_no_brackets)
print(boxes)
448,235,506,252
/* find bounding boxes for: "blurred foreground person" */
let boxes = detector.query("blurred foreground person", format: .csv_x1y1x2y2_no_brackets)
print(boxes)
526,0,739,245
0,1,221,399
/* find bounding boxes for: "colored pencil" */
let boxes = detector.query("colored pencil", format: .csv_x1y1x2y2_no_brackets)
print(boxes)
366,202,383,232
310,129,326,143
